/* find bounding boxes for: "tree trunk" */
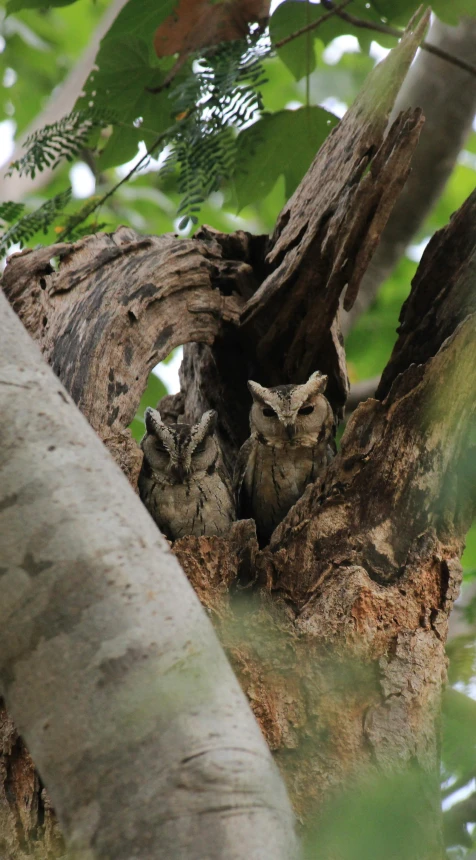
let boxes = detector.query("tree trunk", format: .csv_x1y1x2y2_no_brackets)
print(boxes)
2,11,475,858
342,13,476,336
0,290,297,859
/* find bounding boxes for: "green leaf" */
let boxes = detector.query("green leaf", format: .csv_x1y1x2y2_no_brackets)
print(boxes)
0,201,25,223
6,0,78,11
101,0,177,46
76,37,174,171
346,255,416,382
0,187,72,256
97,125,143,173
233,106,338,210
269,0,399,75
462,522,476,575
442,688,476,777
372,0,474,26
270,2,342,80
431,0,476,25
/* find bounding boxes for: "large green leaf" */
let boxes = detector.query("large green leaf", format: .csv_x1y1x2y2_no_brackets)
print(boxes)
101,0,177,46
431,0,476,24
270,2,342,80
76,37,174,170
233,106,338,210
442,688,476,778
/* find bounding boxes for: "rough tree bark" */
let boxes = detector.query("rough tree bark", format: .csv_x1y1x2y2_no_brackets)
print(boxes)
1,11,475,859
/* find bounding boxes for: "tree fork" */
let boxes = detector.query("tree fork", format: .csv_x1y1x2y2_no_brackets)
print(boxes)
3,11,473,858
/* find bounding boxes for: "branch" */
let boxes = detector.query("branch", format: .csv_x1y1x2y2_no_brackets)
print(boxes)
1,225,266,473
342,14,476,336
274,0,354,48
321,0,476,78
345,375,380,413
0,289,298,860
241,11,428,413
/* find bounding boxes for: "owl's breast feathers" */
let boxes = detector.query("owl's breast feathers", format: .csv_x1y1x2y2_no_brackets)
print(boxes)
234,432,331,542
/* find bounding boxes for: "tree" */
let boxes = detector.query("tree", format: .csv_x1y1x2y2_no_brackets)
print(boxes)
1,1,476,858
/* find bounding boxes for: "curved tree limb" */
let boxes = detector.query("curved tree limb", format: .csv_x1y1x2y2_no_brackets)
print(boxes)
0,289,298,860
342,14,476,336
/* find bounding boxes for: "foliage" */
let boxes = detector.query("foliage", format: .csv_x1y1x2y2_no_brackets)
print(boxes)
304,770,436,860
6,109,116,178
0,187,72,255
234,105,338,209
3,0,471,245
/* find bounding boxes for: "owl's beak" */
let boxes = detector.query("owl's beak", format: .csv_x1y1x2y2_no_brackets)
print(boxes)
285,423,295,441
171,463,187,482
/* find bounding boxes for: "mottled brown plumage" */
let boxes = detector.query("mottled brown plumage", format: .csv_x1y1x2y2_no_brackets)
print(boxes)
234,372,335,543
139,408,235,540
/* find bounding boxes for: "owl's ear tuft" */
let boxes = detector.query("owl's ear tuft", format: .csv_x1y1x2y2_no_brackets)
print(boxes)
201,409,218,436
307,372,328,395
145,407,163,435
248,380,270,404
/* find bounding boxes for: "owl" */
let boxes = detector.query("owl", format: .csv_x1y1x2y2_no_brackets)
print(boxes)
234,372,335,543
139,407,235,540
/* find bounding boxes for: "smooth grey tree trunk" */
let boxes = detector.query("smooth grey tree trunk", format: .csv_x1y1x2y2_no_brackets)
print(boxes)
0,290,298,860
342,14,476,335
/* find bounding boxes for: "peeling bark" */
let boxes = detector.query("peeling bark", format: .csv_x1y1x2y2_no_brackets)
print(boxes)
2,13,473,859
0,706,63,860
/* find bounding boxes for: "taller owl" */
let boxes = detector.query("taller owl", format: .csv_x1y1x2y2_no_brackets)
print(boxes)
234,372,335,543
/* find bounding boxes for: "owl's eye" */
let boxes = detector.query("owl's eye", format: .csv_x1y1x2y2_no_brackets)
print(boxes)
298,405,314,416
193,439,207,455
262,407,277,418
154,438,168,453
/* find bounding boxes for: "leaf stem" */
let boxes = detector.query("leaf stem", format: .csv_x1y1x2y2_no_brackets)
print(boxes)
274,0,355,49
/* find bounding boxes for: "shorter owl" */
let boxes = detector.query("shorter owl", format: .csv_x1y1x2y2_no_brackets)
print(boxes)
234,372,334,543
139,407,235,541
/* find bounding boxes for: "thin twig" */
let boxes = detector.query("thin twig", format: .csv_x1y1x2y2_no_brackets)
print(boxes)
320,0,476,79
61,122,180,241
274,0,354,49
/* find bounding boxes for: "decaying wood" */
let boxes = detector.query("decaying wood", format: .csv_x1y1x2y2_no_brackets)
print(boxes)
0,706,63,859
242,9,428,408
3,11,472,858
170,191,475,849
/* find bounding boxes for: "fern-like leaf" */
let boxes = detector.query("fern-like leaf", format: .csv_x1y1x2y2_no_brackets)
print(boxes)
0,188,72,257
6,109,116,179
0,201,25,223
169,35,268,226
